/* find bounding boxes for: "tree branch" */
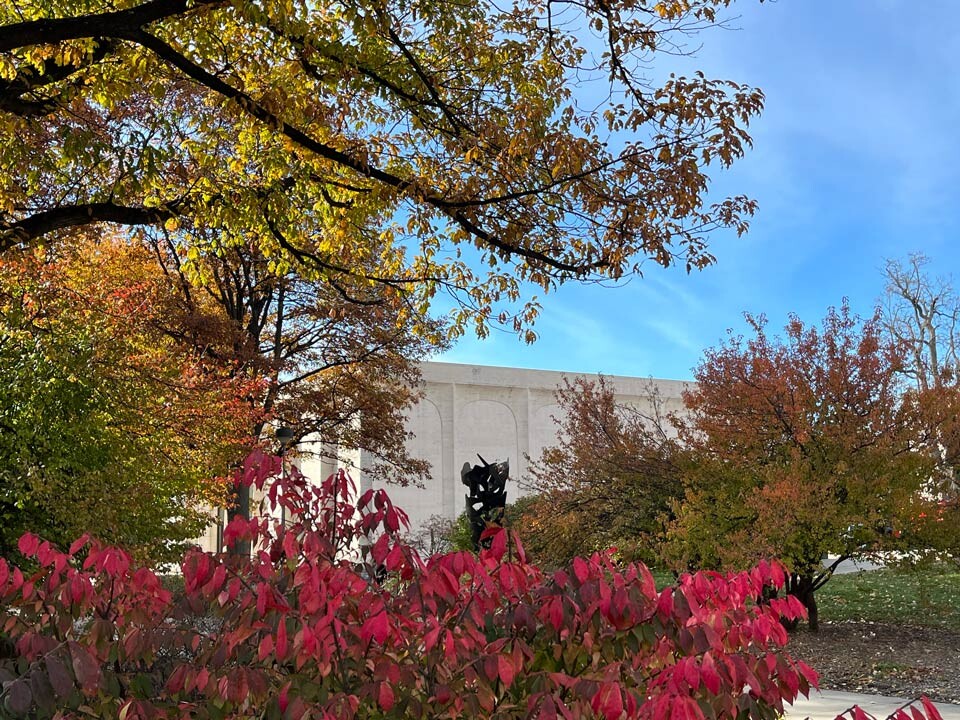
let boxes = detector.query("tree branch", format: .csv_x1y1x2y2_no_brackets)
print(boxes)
0,0,223,52
1,202,177,252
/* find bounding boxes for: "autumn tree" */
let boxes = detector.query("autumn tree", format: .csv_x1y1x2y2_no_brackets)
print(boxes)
666,302,950,630
0,0,763,339
518,376,683,567
0,239,257,564
141,231,445,555
881,254,960,556
149,233,443,485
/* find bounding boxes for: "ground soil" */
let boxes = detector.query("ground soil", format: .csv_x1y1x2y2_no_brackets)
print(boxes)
786,621,960,705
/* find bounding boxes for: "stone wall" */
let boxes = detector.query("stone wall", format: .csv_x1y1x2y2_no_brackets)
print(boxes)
366,362,690,535
196,362,689,552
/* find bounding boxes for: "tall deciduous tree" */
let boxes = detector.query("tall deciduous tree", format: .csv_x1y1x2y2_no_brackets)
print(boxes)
149,234,444,483
518,377,683,567
883,253,960,392
881,254,960,549
667,302,948,630
0,0,763,337
0,239,256,563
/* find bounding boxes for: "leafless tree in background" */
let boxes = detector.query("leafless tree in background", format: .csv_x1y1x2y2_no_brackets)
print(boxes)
883,253,960,391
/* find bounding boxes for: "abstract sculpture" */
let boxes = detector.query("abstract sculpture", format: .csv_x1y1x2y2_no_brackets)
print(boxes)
461,454,509,550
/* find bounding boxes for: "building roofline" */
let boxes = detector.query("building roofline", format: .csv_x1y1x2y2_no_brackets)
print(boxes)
419,360,692,397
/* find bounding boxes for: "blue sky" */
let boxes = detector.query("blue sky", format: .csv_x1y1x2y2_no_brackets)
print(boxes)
436,1,960,381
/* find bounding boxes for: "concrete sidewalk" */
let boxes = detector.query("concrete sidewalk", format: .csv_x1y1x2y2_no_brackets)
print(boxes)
786,690,960,720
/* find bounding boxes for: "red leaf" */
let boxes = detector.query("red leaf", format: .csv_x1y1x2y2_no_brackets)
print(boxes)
483,655,498,683
362,612,389,644
279,682,291,713
194,667,210,693
276,618,289,661
498,655,515,687
780,665,799,697
258,634,274,661
572,557,589,583
384,507,401,532
656,588,674,618
17,533,39,557
385,544,404,571
701,653,721,695
489,527,507,559
371,535,391,565
539,696,558,720
548,598,564,631
423,625,441,652
256,582,269,616
357,488,375,510
378,682,395,711
166,665,187,694
921,697,944,720
443,630,456,663
36,541,54,567
683,658,701,690
69,644,100,690
591,682,623,720
796,660,819,689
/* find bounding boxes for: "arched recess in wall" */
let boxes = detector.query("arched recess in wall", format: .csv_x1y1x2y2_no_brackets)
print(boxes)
528,403,565,476
379,398,444,534
456,400,520,515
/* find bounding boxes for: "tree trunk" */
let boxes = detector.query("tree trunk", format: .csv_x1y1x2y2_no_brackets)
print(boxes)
785,573,819,632
227,485,251,557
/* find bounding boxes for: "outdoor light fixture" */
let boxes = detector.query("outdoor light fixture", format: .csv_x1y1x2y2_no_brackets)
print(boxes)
275,426,296,447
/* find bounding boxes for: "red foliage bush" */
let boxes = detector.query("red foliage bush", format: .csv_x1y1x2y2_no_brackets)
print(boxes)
0,451,944,719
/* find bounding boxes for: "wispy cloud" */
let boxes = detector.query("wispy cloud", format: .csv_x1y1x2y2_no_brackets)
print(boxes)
439,1,960,382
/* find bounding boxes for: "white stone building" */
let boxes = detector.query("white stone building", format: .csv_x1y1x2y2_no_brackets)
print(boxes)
301,361,690,534
195,361,689,551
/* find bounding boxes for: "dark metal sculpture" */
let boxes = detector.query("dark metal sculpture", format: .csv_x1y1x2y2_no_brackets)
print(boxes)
461,454,509,550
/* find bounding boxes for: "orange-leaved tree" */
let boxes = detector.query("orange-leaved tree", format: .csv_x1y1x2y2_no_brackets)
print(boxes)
147,232,444,486
666,301,951,630
0,237,259,563
518,376,683,568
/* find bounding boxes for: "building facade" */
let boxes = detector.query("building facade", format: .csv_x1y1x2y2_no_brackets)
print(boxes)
195,361,689,551
338,361,690,534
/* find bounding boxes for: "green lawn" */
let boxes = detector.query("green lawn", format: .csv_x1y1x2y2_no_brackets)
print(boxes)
648,564,960,629
816,566,960,629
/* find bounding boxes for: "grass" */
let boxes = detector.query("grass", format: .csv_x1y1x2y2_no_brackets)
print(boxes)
815,565,960,629
647,564,960,629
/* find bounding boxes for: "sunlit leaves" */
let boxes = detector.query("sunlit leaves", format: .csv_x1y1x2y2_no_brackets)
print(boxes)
666,301,956,625
0,238,255,563
0,452,845,720
519,376,683,567
0,0,763,337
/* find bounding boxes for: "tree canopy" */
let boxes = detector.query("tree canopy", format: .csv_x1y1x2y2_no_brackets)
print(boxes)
518,376,682,567
149,232,445,485
667,302,956,629
0,0,763,338
0,240,255,563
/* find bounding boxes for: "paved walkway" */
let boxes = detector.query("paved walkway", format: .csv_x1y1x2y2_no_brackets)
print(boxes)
786,690,960,720
824,556,885,575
